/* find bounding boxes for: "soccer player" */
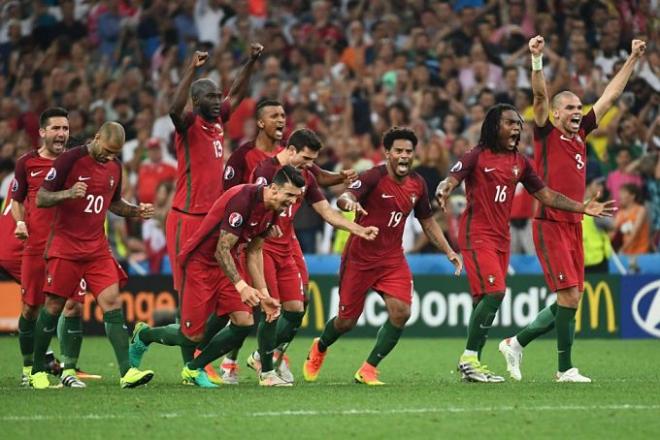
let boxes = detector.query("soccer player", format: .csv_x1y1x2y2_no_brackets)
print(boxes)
498,37,646,383
130,166,305,387
220,102,357,383
11,108,87,387
434,103,615,383
0,187,22,284
29,121,155,389
166,45,263,296
303,127,462,385
245,128,379,384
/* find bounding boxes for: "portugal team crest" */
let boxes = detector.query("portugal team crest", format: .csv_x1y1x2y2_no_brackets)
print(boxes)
487,274,495,285
512,165,520,179
228,212,243,228
110,176,115,188
411,194,417,205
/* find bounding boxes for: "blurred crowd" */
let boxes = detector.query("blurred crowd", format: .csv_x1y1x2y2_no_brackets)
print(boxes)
0,0,658,274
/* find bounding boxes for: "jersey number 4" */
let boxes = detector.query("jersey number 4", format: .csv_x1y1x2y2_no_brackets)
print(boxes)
84,195,104,214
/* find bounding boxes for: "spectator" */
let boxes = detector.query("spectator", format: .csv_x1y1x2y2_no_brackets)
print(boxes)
606,147,643,204
611,183,650,255
136,138,176,204
583,177,614,273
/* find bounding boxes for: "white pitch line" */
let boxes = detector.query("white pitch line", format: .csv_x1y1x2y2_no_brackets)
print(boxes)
2,405,659,422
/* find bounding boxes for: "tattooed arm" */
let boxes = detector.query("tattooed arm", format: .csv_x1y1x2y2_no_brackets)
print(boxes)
533,187,616,217
214,229,242,285
109,200,154,219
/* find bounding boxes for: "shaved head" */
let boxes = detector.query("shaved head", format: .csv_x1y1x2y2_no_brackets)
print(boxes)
99,121,126,147
551,91,579,110
191,79,218,101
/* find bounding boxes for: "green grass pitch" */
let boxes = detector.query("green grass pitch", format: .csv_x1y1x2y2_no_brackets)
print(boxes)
1,336,659,439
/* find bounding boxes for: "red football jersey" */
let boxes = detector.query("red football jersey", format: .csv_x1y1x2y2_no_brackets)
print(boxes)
534,109,597,223
250,157,325,256
12,151,57,255
343,165,432,266
223,140,283,189
450,146,545,250
178,184,277,267
42,146,122,259
172,103,231,214
0,186,23,261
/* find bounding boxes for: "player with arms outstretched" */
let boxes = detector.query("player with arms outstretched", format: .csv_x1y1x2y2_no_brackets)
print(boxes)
245,128,378,385
499,37,646,383
303,127,461,385
29,122,155,389
130,167,308,387
435,104,615,383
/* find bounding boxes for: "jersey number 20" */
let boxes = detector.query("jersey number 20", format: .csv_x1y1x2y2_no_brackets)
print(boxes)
84,195,104,214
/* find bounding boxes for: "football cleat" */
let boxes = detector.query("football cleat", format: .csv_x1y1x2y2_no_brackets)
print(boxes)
30,371,51,390
259,370,293,387
44,350,62,377
120,367,154,389
181,366,218,388
302,338,327,382
457,354,488,383
498,338,523,381
194,349,223,385
21,366,31,387
61,369,86,388
246,351,262,374
128,322,150,368
354,362,384,385
274,351,294,383
220,358,240,385
556,368,592,383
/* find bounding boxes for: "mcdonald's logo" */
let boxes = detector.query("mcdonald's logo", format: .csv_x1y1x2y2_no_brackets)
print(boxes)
576,280,617,333
301,280,326,331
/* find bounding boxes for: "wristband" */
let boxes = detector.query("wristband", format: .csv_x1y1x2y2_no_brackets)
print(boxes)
17,220,26,227
234,280,248,292
531,54,543,71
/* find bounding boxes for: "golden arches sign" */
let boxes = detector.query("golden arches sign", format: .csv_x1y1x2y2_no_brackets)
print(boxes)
576,280,617,333
301,280,326,331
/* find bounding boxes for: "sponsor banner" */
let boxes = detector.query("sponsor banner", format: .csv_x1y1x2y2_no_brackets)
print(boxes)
301,275,619,338
1,274,620,338
621,275,660,339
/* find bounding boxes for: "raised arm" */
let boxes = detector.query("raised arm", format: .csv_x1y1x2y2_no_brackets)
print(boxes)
312,199,378,240
529,35,549,126
227,43,264,112
593,40,646,121
315,168,357,187
169,51,208,129
419,216,462,276
532,187,616,218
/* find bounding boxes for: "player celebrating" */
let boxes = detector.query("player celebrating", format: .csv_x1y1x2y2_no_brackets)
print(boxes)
220,102,356,383
245,128,378,385
130,166,306,387
29,122,155,389
435,104,615,383
166,44,263,299
11,108,87,387
303,127,461,385
499,37,646,383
